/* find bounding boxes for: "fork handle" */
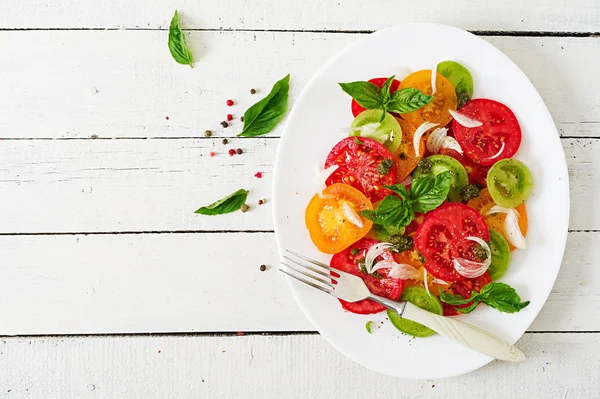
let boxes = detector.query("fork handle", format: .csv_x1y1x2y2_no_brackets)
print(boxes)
373,297,525,363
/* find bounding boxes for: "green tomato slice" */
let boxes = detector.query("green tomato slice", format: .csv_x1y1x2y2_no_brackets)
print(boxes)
487,159,533,208
488,230,511,280
437,61,474,108
350,110,402,153
413,154,468,202
387,286,443,338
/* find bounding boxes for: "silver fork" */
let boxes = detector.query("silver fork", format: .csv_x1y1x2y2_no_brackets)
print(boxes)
281,250,525,363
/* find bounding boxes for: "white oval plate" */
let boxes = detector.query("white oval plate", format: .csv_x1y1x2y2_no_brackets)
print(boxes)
273,23,569,379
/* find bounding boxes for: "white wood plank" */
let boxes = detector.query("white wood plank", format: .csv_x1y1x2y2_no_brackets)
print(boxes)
0,31,598,139
0,137,595,233
0,333,596,398
0,231,596,335
1,0,599,32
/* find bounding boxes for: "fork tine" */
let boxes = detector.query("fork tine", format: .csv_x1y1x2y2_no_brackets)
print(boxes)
279,269,337,297
282,255,333,279
281,262,335,288
285,250,334,271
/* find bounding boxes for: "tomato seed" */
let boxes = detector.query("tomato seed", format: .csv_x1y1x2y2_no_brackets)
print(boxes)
227,114,233,121
254,172,263,178
226,99,234,106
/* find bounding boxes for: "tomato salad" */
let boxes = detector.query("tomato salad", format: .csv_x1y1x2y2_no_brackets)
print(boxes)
305,62,532,337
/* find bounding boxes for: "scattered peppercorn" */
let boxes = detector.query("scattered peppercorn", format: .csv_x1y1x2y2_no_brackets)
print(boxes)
399,152,407,160
236,148,243,155
165,116,169,120
240,204,250,213
460,184,480,201
250,88,256,94
204,130,212,137
236,331,244,336
209,151,216,157
254,172,263,178
90,134,98,140
259,264,267,271
258,199,264,205
227,114,233,121
226,99,234,106
240,116,244,122
222,138,228,145
228,148,236,156
221,121,229,128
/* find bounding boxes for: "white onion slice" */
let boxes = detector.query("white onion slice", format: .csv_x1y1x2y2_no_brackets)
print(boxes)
413,122,439,155
314,164,339,198
441,136,464,154
341,202,364,229
431,65,438,95
426,127,448,153
449,109,483,128
399,175,413,186
423,269,432,297
370,261,421,280
431,278,449,285
482,142,505,162
486,206,527,249
364,243,393,274
452,236,491,278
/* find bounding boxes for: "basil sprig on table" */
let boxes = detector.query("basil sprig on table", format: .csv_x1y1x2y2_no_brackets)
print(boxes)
238,74,290,137
194,189,249,215
168,10,194,67
360,172,452,229
339,75,433,121
439,282,530,314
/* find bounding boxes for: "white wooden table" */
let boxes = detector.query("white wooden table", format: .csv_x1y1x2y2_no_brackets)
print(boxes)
0,1,599,397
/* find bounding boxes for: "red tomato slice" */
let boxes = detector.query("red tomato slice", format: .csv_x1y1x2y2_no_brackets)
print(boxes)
415,203,490,282
442,272,491,316
325,137,395,203
330,238,403,314
351,77,401,117
439,147,490,187
452,99,522,166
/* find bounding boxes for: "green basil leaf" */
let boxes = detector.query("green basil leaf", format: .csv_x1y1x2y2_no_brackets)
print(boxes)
239,74,290,137
168,10,194,67
438,290,474,306
194,189,249,215
360,195,414,229
379,76,396,104
338,81,382,110
409,174,436,197
456,302,478,314
383,184,410,200
387,88,434,114
476,282,531,314
412,172,452,213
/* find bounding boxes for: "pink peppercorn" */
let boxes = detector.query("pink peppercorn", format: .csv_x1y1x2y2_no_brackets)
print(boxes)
258,200,264,205
228,148,236,156
227,114,233,121
254,172,263,178
209,151,216,157
226,99,234,106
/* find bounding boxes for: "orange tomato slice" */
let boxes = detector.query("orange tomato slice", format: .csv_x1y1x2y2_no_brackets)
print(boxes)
305,183,373,254
393,118,426,183
399,70,458,127
393,247,451,296
467,188,528,251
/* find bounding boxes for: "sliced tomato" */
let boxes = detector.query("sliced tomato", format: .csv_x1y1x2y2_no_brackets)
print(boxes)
439,147,490,187
467,188,528,251
442,272,491,316
331,238,403,314
351,77,401,117
415,203,490,282
325,137,395,202
399,70,457,127
393,118,425,183
305,183,373,254
452,99,522,166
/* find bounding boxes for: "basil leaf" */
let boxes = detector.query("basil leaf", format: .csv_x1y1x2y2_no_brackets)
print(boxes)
438,290,474,306
168,10,194,67
338,81,382,109
379,76,396,104
383,184,410,200
360,195,414,229
194,189,248,215
411,172,452,213
439,282,530,314
387,88,434,114
239,74,290,137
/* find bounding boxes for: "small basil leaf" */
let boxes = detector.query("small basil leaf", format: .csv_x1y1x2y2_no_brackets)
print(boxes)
383,184,410,200
338,81,382,110
194,189,249,215
409,174,436,198
239,74,290,137
412,172,452,213
438,290,474,306
359,195,414,229
168,10,194,67
456,302,478,314
476,282,531,314
379,76,396,104
387,88,433,114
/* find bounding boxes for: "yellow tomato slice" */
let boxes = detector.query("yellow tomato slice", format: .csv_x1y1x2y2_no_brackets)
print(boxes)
399,70,458,127
305,183,373,254
467,188,528,251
